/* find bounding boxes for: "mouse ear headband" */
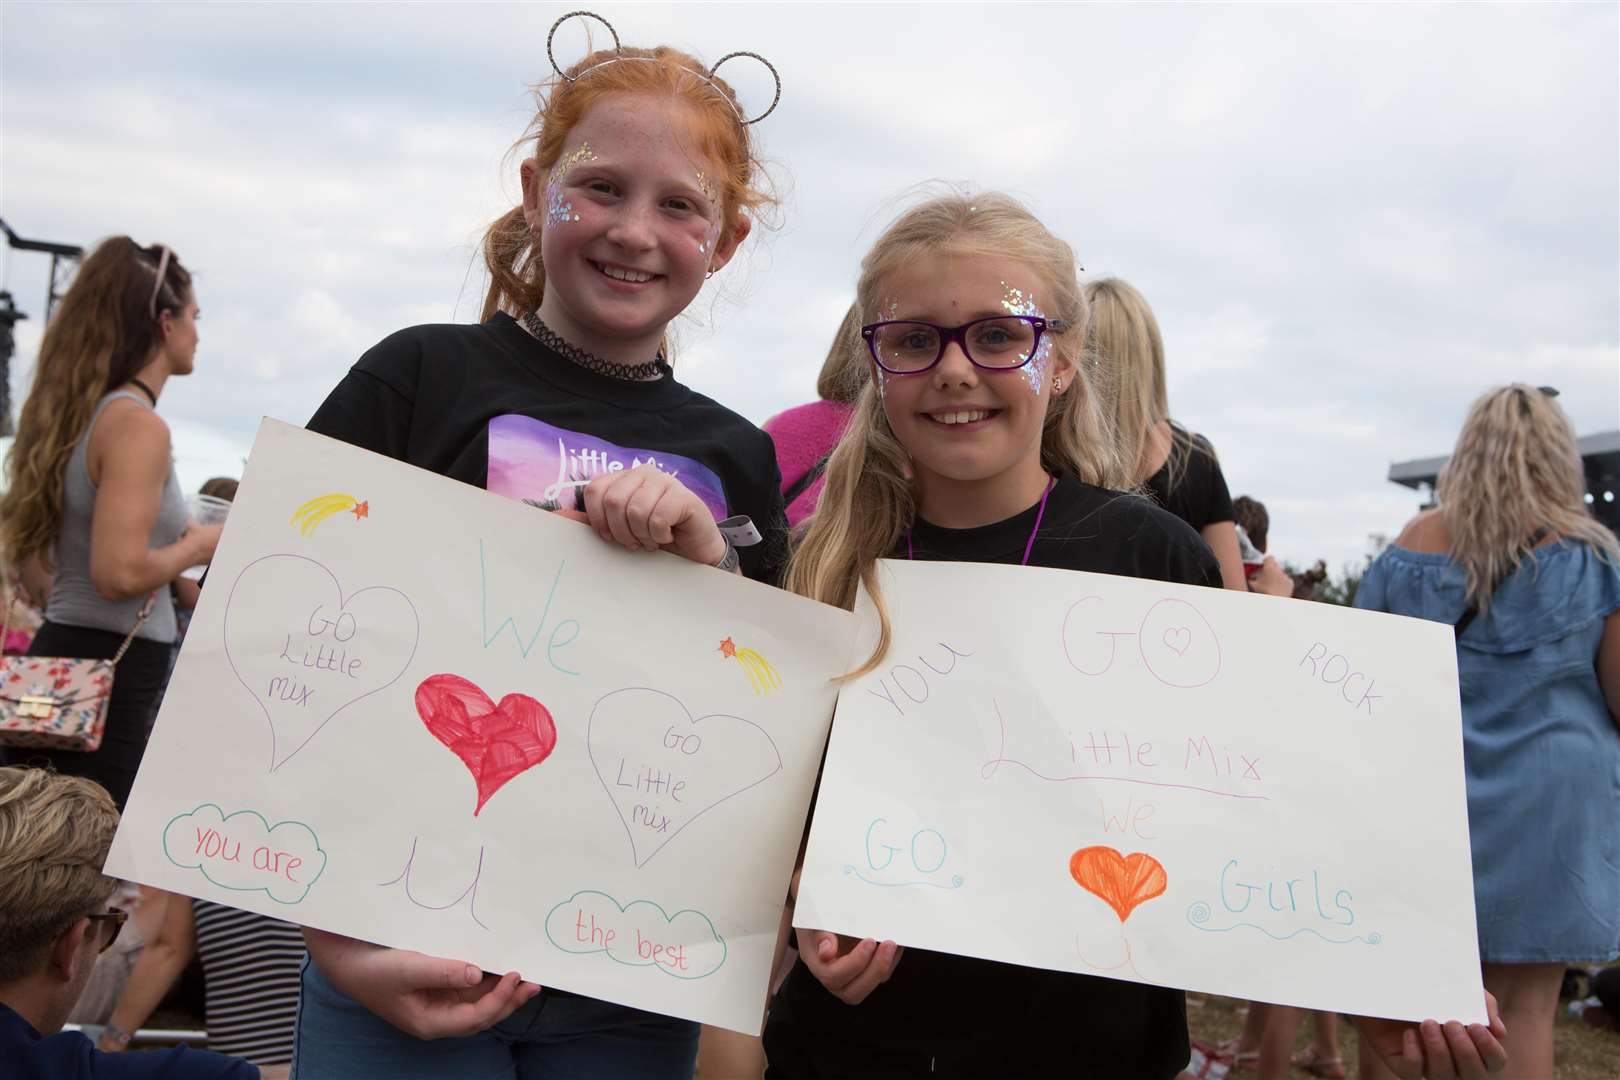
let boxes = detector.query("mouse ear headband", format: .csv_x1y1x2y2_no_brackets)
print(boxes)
545,9,781,125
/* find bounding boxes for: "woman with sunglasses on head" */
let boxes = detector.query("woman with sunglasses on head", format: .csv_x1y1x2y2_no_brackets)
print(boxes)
0,239,220,810
1354,385,1620,1079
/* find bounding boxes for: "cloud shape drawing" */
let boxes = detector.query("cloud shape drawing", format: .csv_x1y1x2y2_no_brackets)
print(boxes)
545,889,727,980
162,804,327,905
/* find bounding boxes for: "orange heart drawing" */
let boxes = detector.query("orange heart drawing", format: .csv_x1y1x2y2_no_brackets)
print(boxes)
1069,845,1168,923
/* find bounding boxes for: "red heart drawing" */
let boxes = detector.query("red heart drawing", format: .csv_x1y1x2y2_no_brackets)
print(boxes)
1069,845,1168,923
415,674,557,815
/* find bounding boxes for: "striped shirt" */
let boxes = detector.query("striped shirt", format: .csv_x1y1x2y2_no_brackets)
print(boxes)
192,900,305,1066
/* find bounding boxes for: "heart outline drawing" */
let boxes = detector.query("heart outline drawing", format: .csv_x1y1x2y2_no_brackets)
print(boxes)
1161,626,1192,657
415,673,558,815
223,553,420,772
587,687,782,868
1069,845,1168,923
1138,598,1222,688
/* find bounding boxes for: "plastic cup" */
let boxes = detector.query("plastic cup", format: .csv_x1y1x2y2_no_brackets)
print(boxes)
182,494,232,579
190,493,232,525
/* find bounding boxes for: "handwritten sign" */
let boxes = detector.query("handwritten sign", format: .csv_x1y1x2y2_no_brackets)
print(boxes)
106,419,854,1034
795,559,1487,1024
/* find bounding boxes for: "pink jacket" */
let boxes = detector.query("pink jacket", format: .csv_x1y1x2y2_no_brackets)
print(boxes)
763,400,855,528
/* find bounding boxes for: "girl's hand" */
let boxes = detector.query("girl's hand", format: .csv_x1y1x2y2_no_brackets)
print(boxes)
794,927,901,1005
1355,992,1507,1078
303,929,541,1039
581,465,727,567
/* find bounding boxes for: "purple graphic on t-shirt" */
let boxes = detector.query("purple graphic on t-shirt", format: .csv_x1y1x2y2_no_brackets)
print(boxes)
486,415,730,520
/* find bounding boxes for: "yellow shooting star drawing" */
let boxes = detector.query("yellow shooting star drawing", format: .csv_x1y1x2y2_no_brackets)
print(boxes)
290,493,370,538
719,636,781,696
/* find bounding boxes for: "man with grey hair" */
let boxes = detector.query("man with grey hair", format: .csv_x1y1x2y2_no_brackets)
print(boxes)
0,766,256,1078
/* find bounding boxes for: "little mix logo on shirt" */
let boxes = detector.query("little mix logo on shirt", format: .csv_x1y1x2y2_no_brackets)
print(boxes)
486,415,729,520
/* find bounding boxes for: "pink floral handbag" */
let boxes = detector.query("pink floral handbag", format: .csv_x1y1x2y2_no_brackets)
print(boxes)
0,593,155,752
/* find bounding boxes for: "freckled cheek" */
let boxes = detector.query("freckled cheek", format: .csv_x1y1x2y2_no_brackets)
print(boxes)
540,198,615,268
659,221,713,279
538,225,580,274
559,196,606,232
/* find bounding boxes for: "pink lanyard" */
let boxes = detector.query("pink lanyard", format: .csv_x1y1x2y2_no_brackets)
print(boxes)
906,475,1057,567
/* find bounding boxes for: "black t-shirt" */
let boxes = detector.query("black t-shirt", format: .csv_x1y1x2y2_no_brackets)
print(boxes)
765,475,1220,1080
1143,424,1235,535
305,312,788,583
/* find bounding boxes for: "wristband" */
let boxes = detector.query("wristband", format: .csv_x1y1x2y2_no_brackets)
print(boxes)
713,538,740,573
716,515,762,547
102,1023,133,1048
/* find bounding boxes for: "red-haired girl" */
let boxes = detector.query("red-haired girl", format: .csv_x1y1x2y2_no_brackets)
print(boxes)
292,28,785,1078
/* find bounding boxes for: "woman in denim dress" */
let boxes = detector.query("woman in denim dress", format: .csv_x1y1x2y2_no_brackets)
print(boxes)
1355,384,1620,1079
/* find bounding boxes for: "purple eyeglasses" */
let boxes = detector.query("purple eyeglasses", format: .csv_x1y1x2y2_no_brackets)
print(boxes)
861,315,1064,375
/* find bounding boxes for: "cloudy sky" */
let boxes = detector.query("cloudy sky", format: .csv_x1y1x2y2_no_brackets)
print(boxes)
4,1,1616,572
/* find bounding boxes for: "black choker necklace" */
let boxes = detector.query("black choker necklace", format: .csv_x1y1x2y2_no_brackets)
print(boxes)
519,312,669,382
129,377,158,406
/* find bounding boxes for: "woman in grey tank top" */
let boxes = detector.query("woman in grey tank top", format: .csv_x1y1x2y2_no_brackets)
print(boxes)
0,237,221,809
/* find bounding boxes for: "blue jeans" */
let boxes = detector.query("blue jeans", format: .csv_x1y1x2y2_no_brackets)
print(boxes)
292,957,699,1079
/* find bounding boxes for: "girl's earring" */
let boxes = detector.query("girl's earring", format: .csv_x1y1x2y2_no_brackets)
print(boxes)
1054,377,1063,393
705,269,714,280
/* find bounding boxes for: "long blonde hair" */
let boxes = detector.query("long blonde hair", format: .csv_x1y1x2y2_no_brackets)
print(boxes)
784,193,1126,675
480,45,774,327
1,238,189,569
1438,383,1618,608
815,304,868,404
1083,277,1179,489
0,767,120,982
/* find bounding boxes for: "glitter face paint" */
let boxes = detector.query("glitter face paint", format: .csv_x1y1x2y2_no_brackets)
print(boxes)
1000,281,1052,396
692,172,724,256
544,143,596,227
694,170,720,207
873,296,901,398
546,185,580,227
697,219,722,256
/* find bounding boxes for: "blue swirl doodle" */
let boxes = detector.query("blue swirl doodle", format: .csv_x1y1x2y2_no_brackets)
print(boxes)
1186,901,1380,945
843,865,965,890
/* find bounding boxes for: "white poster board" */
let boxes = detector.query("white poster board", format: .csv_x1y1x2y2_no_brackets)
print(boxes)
795,559,1486,1023
106,420,854,1034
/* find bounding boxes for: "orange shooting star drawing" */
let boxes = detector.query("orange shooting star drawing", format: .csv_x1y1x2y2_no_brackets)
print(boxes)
718,636,781,696
290,493,370,537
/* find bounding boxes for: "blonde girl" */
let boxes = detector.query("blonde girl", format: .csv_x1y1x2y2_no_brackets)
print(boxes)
766,194,1507,1080
1356,385,1619,1079
1085,277,1250,590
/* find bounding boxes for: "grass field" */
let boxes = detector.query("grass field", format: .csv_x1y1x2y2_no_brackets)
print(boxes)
1187,993,1619,1079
